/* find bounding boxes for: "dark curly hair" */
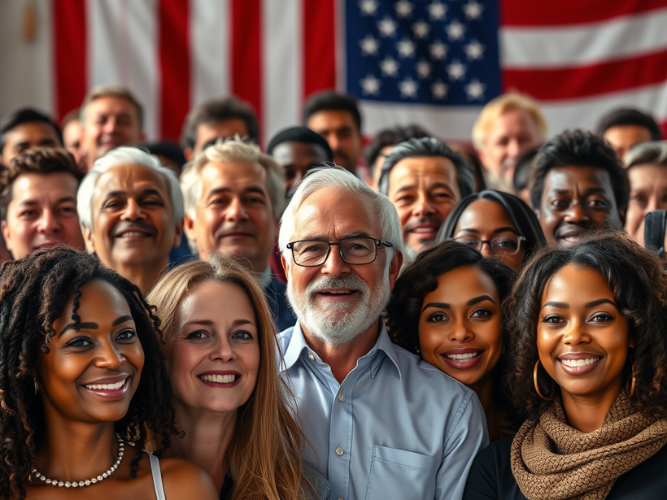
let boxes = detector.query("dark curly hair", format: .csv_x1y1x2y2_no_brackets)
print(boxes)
505,230,667,421
0,247,176,500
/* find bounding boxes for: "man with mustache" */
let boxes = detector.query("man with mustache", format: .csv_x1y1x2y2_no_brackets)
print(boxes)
181,139,295,330
378,137,475,264
77,147,183,292
530,129,629,249
278,167,487,500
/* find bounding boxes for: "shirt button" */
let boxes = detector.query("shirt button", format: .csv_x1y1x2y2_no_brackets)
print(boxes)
338,393,345,402
335,446,345,456
308,352,315,361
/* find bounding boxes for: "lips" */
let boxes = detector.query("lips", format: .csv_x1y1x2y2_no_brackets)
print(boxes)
215,225,257,241
82,375,131,398
558,352,602,375
440,348,485,369
197,371,241,387
113,222,156,239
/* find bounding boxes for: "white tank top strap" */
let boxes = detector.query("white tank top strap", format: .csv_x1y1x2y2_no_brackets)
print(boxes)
148,453,167,500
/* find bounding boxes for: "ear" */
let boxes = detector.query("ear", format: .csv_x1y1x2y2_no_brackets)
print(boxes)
281,253,290,278
388,251,403,290
628,337,636,349
1,220,13,254
184,148,193,161
172,221,184,248
82,225,96,254
183,214,196,242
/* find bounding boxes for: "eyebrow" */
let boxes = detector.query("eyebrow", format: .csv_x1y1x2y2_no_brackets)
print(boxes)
468,295,496,306
393,182,454,196
296,232,373,242
183,319,255,328
18,196,77,207
542,301,568,309
458,226,519,235
422,302,450,312
103,188,164,199
206,186,266,201
584,298,618,308
59,315,133,337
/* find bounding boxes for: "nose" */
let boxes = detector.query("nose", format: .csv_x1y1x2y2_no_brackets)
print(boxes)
326,133,340,153
37,209,62,233
95,341,125,370
102,116,119,134
479,240,495,259
448,318,474,343
507,139,521,159
320,244,351,277
225,197,249,221
120,198,144,220
562,318,590,346
563,201,589,224
210,336,236,362
412,193,436,218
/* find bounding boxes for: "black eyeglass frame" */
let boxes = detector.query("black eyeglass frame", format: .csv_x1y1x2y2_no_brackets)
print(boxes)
286,237,394,267
453,235,526,256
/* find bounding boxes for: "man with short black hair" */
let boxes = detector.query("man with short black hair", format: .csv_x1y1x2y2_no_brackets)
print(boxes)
303,91,363,175
596,108,662,160
181,97,259,160
0,108,63,166
530,129,629,249
378,137,475,262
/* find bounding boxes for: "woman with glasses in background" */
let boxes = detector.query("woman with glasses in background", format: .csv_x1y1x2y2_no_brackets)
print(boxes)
436,190,545,271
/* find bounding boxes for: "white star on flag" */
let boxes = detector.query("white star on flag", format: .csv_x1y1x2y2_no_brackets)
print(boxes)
431,80,448,100
429,40,448,60
360,74,382,95
399,76,419,98
465,78,486,100
378,16,398,37
464,40,484,60
463,0,484,20
397,38,416,58
446,59,466,80
416,59,431,79
360,35,380,56
395,0,413,18
380,56,400,77
412,20,430,39
446,20,465,41
427,1,447,21
359,0,379,16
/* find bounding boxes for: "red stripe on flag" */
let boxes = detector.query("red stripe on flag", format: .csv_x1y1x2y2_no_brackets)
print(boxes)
52,0,87,122
231,0,263,141
303,0,337,104
158,0,190,140
503,49,667,100
502,0,667,27
660,119,667,140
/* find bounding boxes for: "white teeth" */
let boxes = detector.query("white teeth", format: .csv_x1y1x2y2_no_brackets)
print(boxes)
446,352,481,362
85,380,125,390
561,357,600,368
200,374,236,384
324,290,353,295
119,232,146,237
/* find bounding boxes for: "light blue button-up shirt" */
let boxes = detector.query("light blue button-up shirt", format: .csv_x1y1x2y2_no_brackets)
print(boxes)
278,321,489,500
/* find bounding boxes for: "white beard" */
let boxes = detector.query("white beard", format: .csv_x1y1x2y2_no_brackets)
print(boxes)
287,269,391,346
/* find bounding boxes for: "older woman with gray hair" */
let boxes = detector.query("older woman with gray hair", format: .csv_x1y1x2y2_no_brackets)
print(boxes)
623,141,667,245
77,146,184,292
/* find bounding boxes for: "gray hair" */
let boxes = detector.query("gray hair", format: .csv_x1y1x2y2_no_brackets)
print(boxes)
624,140,667,169
377,137,475,198
180,139,285,221
77,146,184,230
278,167,403,259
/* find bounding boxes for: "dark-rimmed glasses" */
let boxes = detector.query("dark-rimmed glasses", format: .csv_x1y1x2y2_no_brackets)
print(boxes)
286,237,393,267
454,235,526,256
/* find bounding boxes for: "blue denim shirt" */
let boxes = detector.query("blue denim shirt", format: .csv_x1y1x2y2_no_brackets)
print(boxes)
278,321,489,500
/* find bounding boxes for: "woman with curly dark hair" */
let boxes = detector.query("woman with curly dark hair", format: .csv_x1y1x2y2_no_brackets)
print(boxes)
0,247,217,500
386,240,517,440
464,232,667,500
436,189,546,271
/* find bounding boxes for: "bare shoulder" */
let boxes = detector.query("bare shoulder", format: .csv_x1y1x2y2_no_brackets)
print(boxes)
159,457,219,500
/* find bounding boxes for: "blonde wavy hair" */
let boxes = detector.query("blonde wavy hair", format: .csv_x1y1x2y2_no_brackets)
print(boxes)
147,254,310,500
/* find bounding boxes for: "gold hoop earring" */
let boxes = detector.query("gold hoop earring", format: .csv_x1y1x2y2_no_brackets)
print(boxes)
627,361,636,399
533,360,553,401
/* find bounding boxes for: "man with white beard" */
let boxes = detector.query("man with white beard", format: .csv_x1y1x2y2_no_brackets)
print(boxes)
277,167,488,500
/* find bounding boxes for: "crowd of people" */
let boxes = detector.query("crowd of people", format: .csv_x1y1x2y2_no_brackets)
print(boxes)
0,84,666,500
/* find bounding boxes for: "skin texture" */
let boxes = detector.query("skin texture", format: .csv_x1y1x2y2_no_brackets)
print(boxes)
453,199,526,270
27,280,217,499
625,164,667,245
604,125,653,161
81,96,145,169
184,160,276,271
537,264,633,433
165,280,259,492
271,141,329,196
84,164,181,293
63,119,84,163
538,165,624,249
307,110,362,173
186,119,250,160
1,122,61,165
387,156,461,258
1,172,85,259
478,109,541,191
419,266,503,389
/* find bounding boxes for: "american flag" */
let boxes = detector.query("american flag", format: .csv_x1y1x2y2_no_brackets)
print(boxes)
1,0,666,145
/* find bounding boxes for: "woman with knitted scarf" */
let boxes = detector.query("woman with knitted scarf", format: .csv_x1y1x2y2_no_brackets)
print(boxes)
464,231,667,500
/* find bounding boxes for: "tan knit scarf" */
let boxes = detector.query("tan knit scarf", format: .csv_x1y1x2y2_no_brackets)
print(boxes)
510,392,667,500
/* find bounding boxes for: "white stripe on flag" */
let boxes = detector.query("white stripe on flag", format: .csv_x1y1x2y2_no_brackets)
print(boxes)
501,8,667,68
262,0,302,144
88,0,125,88
191,0,230,108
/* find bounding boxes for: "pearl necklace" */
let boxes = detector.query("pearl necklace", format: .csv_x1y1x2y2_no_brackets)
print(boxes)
32,433,125,488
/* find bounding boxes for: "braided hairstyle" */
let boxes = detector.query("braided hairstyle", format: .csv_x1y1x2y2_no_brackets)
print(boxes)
0,247,176,500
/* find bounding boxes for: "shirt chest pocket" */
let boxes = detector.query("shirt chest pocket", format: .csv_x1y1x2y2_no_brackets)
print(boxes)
365,445,440,500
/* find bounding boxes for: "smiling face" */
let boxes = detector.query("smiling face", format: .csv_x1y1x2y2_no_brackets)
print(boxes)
418,266,503,388
539,165,623,249
2,172,85,260
307,110,362,173
387,156,461,259
537,264,632,404
164,280,260,415
35,280,144,423
453,198,526,270
85,164,180,271
1,122,61,165
626,164,667,245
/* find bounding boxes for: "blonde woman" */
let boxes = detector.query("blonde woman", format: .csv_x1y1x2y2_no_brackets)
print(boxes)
148,254,332,500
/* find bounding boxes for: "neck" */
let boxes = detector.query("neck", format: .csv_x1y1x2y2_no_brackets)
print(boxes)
169,399,237,492
470,372,502,440
302,319,380,383
561,380,623,433
112,259,168,293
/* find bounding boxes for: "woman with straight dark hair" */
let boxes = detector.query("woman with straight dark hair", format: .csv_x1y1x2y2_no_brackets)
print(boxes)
387,240,518,440
464,232,667,500
437,189,545,270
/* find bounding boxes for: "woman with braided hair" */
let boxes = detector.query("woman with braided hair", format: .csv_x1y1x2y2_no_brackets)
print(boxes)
463,232,667,500
0,247,217,500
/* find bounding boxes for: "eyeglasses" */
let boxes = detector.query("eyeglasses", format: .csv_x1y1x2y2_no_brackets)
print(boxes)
454,235,526,256
286,237,393,267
